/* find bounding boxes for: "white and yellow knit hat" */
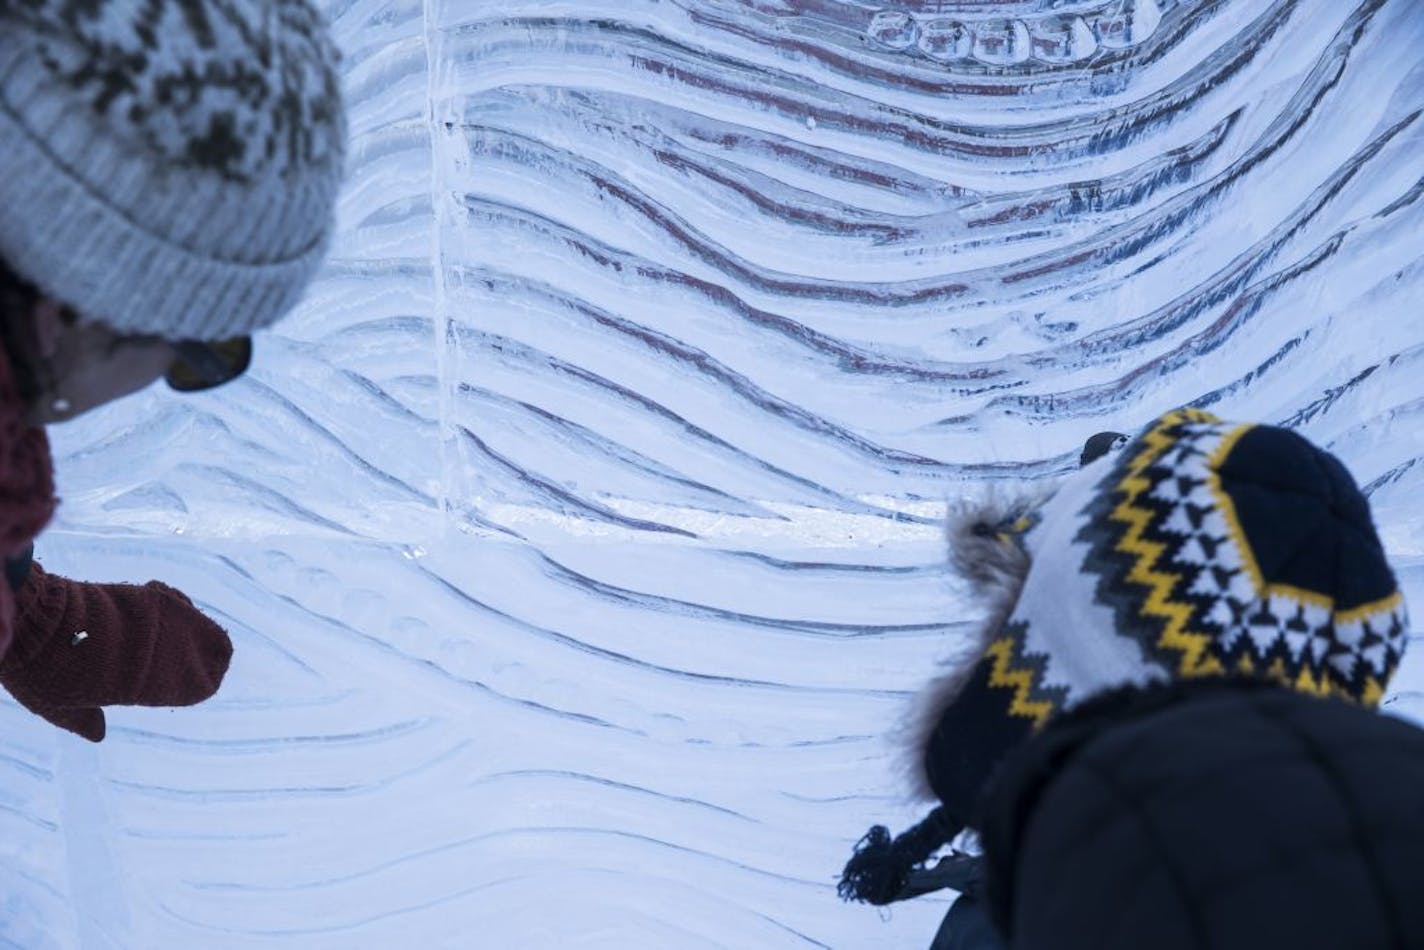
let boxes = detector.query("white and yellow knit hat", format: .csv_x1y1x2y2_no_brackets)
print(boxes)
0,0,345,341
917,408,1409,815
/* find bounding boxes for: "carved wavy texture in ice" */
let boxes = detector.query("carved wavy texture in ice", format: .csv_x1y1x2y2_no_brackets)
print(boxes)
1,1,1421,947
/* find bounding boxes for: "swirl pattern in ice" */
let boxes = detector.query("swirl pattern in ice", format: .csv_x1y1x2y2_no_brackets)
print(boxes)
2,1,1421,946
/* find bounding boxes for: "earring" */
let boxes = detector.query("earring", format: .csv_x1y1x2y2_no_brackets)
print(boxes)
50,397,71,416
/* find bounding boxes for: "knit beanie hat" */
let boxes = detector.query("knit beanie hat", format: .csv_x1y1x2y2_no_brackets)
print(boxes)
839,408,1409,904
0,0,346,341
919,407,1408,817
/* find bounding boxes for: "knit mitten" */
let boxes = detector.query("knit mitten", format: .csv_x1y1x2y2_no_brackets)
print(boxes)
0,563,232,741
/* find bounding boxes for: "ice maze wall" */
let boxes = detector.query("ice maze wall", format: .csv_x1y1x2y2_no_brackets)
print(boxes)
3,1,1423,947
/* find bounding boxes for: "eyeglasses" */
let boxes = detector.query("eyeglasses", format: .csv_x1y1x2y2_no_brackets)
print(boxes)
166,337,253,392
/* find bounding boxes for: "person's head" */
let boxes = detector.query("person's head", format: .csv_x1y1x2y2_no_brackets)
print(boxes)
916,409,1407,812
0,0,346,425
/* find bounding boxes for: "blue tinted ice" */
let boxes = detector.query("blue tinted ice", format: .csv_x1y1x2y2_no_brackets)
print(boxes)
3,1,1422,946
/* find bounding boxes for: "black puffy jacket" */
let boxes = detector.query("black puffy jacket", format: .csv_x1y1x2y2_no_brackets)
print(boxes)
976,678,1424,950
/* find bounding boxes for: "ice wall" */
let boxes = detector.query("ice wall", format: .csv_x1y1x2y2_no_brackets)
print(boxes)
3,1,1423,947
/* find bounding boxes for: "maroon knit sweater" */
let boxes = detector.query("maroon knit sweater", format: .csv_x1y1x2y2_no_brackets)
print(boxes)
0,342,232,741
0,335,58,657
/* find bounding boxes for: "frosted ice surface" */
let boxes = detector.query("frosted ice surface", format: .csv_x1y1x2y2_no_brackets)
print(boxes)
4,0,1423,947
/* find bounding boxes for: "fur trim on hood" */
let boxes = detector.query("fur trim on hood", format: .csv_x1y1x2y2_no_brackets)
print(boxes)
903,489,1039,800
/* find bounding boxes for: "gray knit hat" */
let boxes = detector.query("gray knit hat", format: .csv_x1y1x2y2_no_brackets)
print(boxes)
0,0,346,341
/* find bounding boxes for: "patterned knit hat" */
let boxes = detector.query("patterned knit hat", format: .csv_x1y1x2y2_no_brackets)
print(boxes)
918,407,1408,815
0,0,346,341
840,409,1409,905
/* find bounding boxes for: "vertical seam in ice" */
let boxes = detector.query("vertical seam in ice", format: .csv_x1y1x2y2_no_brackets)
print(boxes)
424,0,454,532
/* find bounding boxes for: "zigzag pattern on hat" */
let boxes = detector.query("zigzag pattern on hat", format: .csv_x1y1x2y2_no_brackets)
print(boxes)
1080,409,1407,705
982,623,1065,726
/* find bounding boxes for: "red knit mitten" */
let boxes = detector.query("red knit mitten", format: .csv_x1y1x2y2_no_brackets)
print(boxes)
0,564,232,741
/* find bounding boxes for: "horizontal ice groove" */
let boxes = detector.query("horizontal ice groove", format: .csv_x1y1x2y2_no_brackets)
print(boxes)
4,0,1421,947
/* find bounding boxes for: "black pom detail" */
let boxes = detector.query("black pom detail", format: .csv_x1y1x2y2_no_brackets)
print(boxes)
837,806,963,905
838,825,906,905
